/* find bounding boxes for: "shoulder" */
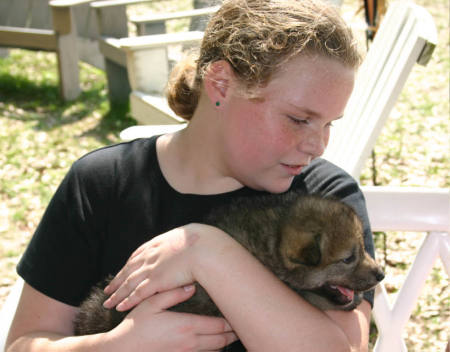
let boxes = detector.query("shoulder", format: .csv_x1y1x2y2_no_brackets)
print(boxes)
293,158,369,231
293,158,360,198
74,137,157,173
54,137,160,203
67,137,158,185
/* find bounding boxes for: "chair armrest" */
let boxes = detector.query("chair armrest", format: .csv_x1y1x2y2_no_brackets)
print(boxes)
119,30,204,50
49,0,95,7
129,6,219,24
90,0,150,8
361,186,450,232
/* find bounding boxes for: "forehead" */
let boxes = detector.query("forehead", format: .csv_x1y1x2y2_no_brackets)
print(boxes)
255,55,355,115
268,54,354,89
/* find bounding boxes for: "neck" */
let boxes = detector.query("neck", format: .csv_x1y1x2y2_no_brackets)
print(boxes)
156,98,242,195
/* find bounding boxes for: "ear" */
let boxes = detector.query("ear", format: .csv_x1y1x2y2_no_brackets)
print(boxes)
203,60,235,105
293,233,322,266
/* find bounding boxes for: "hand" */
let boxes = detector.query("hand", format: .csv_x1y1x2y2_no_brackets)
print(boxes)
107,285,238,351
103,224,206,311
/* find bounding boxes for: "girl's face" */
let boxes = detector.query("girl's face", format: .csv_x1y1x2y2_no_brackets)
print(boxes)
219,55,355,193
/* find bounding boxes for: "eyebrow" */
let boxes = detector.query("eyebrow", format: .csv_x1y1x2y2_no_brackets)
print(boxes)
288,104,344,120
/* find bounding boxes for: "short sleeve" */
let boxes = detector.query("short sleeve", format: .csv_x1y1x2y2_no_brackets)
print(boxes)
17,156,111,306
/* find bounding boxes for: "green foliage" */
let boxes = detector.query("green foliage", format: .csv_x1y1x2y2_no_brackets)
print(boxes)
0,49,136,290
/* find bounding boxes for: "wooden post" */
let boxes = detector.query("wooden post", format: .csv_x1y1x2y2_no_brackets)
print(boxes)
52,5,81,101
94,4,130,104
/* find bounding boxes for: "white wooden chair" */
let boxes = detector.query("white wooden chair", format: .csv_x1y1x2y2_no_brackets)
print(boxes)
321,1,437,179
0,0,93,101
119,30,205,124
130,5,219,35
90,0,216,104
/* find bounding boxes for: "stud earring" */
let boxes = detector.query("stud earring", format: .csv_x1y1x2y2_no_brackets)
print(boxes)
215,101,220,107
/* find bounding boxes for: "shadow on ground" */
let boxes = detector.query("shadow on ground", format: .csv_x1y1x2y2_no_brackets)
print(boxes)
0,71,136,145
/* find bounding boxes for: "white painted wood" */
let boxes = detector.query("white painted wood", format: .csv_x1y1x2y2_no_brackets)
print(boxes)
362,187,450,232
76,37,105,70
56,9,81,101
130,6,219,35
0,0,91,101
121,31,203,117
119,31,204,50
372,231,449,352
100,37,127,66
90,0,149,8
50,0,93,7
130,91,186,124
120,123,186,140
127,46,169,93
322,2,437,179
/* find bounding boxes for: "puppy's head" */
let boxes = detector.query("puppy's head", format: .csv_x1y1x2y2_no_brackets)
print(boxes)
278,196,384,310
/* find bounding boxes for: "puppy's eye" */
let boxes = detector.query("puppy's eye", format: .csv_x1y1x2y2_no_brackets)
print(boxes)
342,253,355,264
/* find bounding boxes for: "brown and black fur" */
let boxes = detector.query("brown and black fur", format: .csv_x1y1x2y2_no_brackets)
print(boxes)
73,192,384,335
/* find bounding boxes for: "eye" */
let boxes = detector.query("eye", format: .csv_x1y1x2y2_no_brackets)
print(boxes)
287,115,309,125
341,253,356,264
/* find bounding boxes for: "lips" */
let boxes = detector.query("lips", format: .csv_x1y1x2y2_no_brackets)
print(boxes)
281,163,305,175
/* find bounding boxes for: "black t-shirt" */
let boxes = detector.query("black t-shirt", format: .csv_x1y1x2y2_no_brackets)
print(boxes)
17,136,375,346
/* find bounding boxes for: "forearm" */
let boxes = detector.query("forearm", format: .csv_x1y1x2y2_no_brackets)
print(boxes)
325,300,372,352
7,332,112,352
190,224,354,352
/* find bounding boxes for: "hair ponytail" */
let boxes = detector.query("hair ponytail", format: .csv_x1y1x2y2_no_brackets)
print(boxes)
166,55,201,121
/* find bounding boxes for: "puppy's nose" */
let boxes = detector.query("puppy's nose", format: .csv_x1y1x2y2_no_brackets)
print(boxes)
375,269,385,282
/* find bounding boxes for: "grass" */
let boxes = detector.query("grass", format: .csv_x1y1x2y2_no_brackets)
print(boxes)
0,0,448,351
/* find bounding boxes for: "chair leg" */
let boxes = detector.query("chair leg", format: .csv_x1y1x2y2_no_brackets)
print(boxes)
105,58,131,105
57,31,81,101
53,5,81,101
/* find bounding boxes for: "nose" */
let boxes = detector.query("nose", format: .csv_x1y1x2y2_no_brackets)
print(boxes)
299,128,327,158
375,268,385,282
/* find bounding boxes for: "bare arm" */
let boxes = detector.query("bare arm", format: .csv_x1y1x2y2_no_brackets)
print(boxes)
105,224,370,351
6,282,236,352
193,225,369,351
325,301,371,352
6,283,108,352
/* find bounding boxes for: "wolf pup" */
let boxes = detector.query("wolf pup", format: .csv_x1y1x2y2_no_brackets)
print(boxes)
74,192,384,335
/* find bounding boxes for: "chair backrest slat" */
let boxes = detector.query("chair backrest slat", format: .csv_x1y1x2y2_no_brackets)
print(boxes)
322,2,437,179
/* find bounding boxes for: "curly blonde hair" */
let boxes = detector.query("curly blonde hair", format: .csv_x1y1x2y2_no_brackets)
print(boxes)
167,0,361,120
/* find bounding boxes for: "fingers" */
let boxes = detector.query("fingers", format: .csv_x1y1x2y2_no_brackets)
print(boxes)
104,242,152,296
126,286,238,351
104,275,157,311
103,252,152,309
117,278,160,311
198,331,239,351
104,259,140,296
194,317,239,351
144,285,197,312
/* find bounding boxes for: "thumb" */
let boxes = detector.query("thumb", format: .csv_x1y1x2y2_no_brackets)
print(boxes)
149,285,196,312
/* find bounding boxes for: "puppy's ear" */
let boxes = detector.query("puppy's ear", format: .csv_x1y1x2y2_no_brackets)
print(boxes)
292,233,322,266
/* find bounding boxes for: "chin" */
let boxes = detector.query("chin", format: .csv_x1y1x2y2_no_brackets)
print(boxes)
261,179,294,194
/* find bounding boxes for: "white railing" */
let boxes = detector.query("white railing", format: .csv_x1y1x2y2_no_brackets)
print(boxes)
363,186,450,351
